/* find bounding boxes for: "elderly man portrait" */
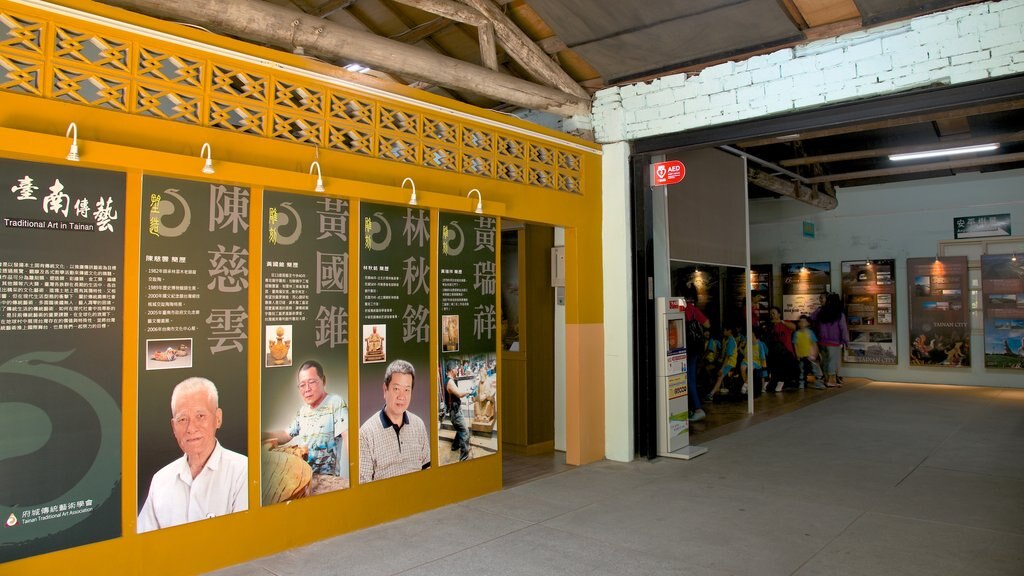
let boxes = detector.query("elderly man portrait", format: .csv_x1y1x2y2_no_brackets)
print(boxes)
137,377,247,532
264,360,349,488
358,359,430,483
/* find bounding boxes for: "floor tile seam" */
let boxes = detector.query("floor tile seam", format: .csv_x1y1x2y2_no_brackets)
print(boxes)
915,462,1024,482
892,403,981,489
785,509,868,576
388,521,540,576
865,509,1024,537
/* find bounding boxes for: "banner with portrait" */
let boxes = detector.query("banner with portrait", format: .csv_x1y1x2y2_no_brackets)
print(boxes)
0,159,124,562
260,191,351,505
981,254,1024,369
437,212,498,465
842,259,897,365
357,203,432,483
907,256,969,367
137,175,249,532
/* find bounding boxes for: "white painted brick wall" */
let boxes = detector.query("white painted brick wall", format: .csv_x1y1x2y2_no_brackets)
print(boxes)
592,0,1024,144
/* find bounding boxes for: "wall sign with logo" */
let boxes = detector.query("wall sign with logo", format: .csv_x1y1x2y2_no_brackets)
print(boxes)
260,191,351,504
981,254,1024,369
357,202,432,483
651,160,686,186
954,213,1010,239
781,261,831,321
437,211,498,466
136,175,250,533
0,158,125,562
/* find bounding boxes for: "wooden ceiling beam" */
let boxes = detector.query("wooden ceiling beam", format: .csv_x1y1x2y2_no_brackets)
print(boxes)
791,0,860,27
389,16,454,43
99,0,589,115
313,0,357,19
804,151,1024,184
748,168,838,210
738,99,1024,148
780,131,1024,166
458,0,591,100
391,0,487,26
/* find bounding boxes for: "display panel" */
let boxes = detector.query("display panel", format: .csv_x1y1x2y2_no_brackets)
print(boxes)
907,256,969,367
260,192,351,504
750,264,772,327
136,176,249,532
842,259,897,365
437,212,498,465
981,254,1024,369
781,261,831,321
357,203,432,483
0,158,125,562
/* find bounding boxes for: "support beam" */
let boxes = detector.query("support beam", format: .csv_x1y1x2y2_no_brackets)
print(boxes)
313,0,356,19
780,131,1024,167
458,0,590,100
389,16,454,43
748,168,837,210
99,0,590,116
391,0,487,26
477,23,499,71
805,151,1024,184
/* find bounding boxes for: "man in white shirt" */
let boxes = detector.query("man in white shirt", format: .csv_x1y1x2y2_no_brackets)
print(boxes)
138,377,247,533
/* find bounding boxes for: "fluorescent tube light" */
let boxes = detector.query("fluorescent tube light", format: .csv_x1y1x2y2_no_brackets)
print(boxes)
889,143,999,161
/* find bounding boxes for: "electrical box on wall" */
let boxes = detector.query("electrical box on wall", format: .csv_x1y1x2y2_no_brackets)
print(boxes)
551,246,565,287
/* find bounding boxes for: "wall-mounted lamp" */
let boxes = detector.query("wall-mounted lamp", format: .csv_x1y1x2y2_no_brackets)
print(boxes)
402,177,417,206
200,142,214,174
309,161,325,193
65,122,79,162
466,188,483,214
1013,254,1018,262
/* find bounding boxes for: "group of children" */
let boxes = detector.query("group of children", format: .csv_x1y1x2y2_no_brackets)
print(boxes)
697,312,832,404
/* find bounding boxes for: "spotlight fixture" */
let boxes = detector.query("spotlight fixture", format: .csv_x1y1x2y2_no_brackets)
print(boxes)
200,142,214,174
889,143,999,162
402,177,417,206
309,161,325,193
467,188,483,214
65,122,79,162
1013,254,1018,262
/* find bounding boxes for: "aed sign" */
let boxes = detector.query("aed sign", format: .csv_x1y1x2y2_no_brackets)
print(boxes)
652,160,685,185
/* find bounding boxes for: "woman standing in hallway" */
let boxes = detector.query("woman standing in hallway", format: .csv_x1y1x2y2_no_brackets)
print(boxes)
812,292,848,388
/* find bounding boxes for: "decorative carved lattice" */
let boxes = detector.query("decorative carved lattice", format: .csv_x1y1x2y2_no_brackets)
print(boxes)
136,83,201,123
327,124,374,156
52,65,129,110
54,26,129,72
498,135,525,160
0,52,41,95
497,159,525,184
423,144,457,172
529,167,554,189
380,106,419,135
0,12,44,54
138,46,202,88
329,93,374,124
463,128,493,152
558,173,580,194
463,154,492,177
424,117,457,144
271,112,322,145
379,134,418,164
209,98,266,134
274,80,323,115
211,64,267,102
529,143,554,166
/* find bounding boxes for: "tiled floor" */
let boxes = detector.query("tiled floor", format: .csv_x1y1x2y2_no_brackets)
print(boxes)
209,381,1024,576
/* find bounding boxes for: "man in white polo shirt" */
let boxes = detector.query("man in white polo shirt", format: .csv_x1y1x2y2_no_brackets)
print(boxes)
358,359,431,483
137,377,247,532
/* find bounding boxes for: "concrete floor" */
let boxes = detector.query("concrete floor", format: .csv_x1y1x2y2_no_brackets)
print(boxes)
210,381,1024,576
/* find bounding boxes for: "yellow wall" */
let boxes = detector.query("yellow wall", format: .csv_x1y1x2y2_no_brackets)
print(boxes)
0,1,603,574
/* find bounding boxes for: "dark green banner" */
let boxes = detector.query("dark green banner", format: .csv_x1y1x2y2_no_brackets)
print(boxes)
437,212,498,465
137,175,249,532
261,192,350,504
1,158,124,562
357,203,432,483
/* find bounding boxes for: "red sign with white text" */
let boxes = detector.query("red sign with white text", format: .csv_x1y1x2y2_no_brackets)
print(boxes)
652,160,685,185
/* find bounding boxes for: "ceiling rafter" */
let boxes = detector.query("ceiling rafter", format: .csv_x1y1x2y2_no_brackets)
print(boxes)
98,0,590,115
805,151,1024,184
779,131,1024,167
